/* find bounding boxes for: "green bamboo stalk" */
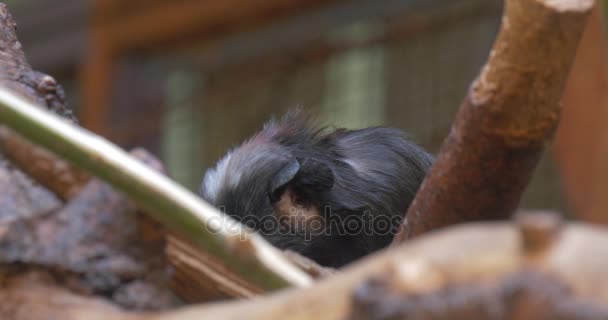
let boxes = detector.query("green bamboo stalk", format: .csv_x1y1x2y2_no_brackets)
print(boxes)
0,88,312,290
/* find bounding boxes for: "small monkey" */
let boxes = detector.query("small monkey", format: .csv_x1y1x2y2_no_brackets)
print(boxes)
200,112,433,268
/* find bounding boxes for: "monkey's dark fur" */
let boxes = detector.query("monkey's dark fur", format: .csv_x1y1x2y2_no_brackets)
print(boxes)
199,112,434,268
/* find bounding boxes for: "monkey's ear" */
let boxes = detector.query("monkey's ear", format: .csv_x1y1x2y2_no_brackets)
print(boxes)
268,158,334,203
269,159,301,202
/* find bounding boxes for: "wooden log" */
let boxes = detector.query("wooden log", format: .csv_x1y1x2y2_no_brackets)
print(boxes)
15,217,608,320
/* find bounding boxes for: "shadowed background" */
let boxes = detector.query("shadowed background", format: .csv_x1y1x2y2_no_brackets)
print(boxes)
7,0,606,215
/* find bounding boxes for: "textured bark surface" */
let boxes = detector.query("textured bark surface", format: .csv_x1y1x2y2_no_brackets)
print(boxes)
0,153,61,221
395,0,594,241
0,178,177,309
0,149,180,310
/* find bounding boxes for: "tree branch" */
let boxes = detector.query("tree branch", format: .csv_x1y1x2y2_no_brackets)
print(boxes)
395,0,594,241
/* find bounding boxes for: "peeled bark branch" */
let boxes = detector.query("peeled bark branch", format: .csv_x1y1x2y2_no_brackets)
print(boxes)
395,0,594,241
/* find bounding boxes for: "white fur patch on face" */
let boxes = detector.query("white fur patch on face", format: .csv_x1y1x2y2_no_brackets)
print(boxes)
202,151,233,203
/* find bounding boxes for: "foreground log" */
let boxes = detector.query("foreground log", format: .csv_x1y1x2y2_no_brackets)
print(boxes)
134,218,608,319
5,217,608,320
395,0,594,241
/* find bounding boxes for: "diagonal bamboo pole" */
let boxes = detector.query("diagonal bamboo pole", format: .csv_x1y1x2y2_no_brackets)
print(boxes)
0,88,312,290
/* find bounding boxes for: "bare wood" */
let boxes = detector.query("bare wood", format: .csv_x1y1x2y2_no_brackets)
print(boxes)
394,0,594,241
166,235,264,302
166,237,338,303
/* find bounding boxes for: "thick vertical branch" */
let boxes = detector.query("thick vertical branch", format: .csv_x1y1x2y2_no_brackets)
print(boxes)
395,0,594,241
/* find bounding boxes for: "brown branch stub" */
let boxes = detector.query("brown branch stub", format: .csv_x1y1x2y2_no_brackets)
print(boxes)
516,210,563,256
395,0,594,241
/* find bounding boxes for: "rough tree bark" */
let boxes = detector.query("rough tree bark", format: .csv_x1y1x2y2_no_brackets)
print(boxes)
394,0,594,241
0,3,180,311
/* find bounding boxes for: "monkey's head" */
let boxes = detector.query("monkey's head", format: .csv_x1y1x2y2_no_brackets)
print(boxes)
199,117,338,263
